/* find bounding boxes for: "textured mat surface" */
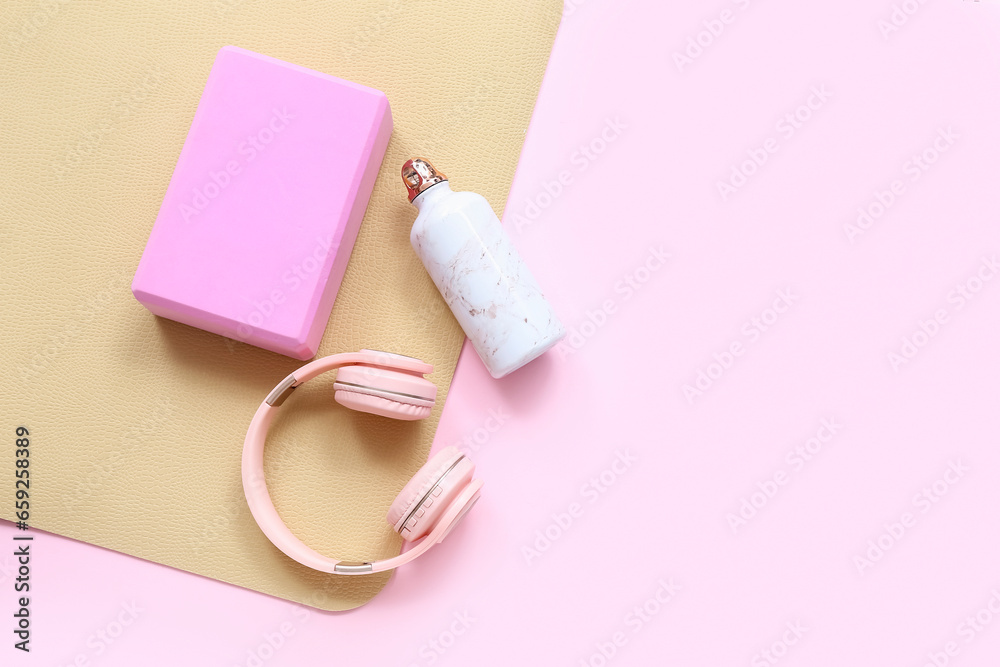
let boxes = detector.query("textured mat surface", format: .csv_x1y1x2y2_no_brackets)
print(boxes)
0,0,561,610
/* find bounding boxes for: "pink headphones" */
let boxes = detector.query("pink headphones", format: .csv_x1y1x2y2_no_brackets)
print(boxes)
242,350,483,575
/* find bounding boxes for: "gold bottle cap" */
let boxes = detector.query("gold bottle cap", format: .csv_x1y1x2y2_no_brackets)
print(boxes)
401,158,448,202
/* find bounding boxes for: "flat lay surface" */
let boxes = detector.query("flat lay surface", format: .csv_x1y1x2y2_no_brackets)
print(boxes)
4,0,1000,665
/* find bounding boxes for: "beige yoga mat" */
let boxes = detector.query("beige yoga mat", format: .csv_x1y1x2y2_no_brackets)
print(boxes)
0,0,561,610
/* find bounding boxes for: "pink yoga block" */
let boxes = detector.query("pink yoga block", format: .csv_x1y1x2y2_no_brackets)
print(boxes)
132,45,392,359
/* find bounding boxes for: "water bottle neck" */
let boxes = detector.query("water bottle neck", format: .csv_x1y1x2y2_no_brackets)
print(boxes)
412,181,453,211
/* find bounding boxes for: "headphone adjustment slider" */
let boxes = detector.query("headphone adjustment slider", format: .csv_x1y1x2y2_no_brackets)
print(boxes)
333,562,373,575
265,374,300,407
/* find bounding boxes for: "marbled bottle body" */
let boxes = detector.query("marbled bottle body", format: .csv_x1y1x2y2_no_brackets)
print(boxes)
411,182,565,378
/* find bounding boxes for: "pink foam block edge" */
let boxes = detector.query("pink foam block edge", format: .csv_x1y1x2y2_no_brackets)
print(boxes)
131,45,392,359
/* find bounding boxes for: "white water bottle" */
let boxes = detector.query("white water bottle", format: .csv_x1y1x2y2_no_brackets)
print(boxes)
402,158,565,378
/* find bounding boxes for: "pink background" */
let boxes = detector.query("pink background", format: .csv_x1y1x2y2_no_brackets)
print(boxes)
6,0,1000,664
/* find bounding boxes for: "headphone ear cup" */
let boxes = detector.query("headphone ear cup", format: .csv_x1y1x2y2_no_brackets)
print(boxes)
334,388,431,420
333,362,437,421
388,446,475,541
